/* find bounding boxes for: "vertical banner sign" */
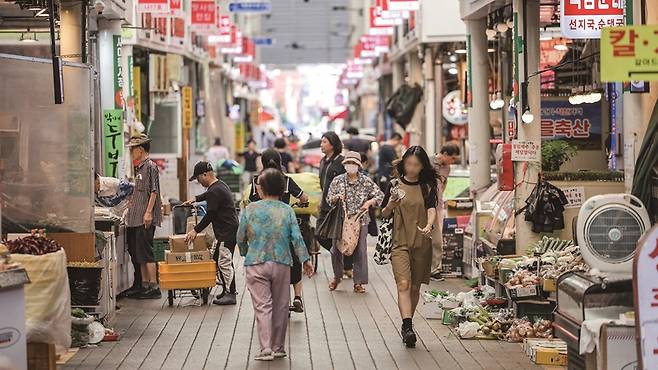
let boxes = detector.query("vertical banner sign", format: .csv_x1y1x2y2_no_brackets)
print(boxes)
634,225,658,370
127,56,133,99
133,66,141,120
113,35,123,109
235,122,245,153
169,0,182,15
103,110,124,178
191,0,216,33
560,0,625,39
601,25,658,82
466,34,472,107
137,0,169,13
182,86,193,129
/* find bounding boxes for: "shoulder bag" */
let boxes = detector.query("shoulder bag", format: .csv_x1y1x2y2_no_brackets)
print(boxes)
374,179,399,265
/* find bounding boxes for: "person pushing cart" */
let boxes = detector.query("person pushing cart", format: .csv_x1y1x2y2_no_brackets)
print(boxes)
184,161,240,305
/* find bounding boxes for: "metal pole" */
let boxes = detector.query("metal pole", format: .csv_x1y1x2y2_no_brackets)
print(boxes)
48,0,63,104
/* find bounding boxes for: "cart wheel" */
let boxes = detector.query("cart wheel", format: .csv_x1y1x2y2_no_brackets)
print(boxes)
168,290,174,307
202,288,210,305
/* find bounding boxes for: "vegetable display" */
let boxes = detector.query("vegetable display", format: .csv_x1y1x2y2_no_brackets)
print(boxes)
505,318,553,342
505,270,540,288
6,236,62,255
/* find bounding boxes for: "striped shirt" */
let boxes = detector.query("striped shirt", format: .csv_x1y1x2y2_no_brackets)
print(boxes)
126,158,162,228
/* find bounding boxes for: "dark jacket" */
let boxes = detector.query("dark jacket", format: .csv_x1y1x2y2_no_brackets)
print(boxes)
319,154,345,213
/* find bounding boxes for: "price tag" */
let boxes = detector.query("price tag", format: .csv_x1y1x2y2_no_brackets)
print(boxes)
516,286,538,297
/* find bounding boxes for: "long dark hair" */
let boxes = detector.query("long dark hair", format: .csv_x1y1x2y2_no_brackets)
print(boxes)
394,146,438,205
261,148,282,170
321,131,343,157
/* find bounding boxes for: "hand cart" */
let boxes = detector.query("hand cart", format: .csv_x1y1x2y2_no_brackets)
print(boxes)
160,204,216,307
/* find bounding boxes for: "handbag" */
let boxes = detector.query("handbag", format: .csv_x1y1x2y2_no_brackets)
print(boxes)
338,204,367,257
316,199,344,241
374,179,399,265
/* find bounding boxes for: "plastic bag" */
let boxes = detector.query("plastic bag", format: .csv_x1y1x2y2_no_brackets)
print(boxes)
242,172,322,215
11,249,71,348
457,322,480,339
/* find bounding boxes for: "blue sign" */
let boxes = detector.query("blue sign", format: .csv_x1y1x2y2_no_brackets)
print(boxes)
252,37,275,46
540,98,602,150
229,2,271,13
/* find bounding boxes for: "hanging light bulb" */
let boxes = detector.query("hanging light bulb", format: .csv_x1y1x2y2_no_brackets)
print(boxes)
568,95,578,105
497,22,509,33
486,28,498,38
490,99,498,110
522,107,534,124
589,91,602,103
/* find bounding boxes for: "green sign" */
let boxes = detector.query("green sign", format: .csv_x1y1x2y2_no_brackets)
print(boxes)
113,35,123,109
601,25,658,82
103,109,124,178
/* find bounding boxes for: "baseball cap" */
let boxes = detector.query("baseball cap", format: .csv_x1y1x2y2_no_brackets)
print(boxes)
189,161,214,181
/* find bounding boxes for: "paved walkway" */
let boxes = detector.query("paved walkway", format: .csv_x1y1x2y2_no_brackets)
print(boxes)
61,249,545,370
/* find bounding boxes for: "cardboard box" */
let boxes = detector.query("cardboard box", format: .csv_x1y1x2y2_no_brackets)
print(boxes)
523,339,568,366
542,278,557,292
164,250,211,264
169,234,206,253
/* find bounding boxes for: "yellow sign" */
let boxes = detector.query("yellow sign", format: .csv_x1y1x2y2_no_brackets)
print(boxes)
182,86,193,129
235,122,245,153
601,25,658,82
133,66,141,120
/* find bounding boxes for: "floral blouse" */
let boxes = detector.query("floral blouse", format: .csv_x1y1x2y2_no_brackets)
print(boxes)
327,173,384,225
237,200,310,267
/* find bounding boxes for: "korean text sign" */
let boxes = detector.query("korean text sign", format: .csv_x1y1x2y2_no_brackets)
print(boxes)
633,225,658,370
191,0,216,30
103,110,124,178
182,86,193,129
511,140,541,162
540,99,602,149
601,25,658,82
137,0,169,13
560,0,624,39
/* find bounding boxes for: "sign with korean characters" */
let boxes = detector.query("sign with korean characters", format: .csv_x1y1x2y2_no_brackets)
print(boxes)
113,35,123,109
560,186,586,208
634,224,658,370
540,98,602,149
601,25,658,82
229,1,271,13
182,86,193,129
191,0,216,32
560,0,625,39
137,0,169,13
511,140,541,162
103,110,124,178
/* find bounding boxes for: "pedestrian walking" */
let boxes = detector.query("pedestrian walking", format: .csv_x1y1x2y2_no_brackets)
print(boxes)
381,146,438,348
237,168,314,361
326,151,383,294
344,127,371,155
206,138,231,165
274,138,295,173
429,143,461,282
125,134,162,299
378,132,403,189
317,132,345,251
240,139,261,188
184,161,240,305
247,149,310,313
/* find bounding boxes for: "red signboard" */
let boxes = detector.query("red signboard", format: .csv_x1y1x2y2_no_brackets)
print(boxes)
137,0,169,13
169,0,182,15
560,0,625,39
191,0,216,30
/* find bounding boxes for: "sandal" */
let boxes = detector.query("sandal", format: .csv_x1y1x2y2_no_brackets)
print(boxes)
328,279,340,291
353,284,366,294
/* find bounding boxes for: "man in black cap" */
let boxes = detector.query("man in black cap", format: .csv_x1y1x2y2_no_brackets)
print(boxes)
185,161,240,305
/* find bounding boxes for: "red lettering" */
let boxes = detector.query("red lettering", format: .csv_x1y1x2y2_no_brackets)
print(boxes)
650,239,658,259
610,29,638,57
652,288,658,307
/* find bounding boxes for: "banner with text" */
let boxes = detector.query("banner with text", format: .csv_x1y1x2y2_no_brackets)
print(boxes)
540,98,602,149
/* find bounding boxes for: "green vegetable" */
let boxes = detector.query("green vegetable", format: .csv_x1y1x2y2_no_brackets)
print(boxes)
71,308,87,318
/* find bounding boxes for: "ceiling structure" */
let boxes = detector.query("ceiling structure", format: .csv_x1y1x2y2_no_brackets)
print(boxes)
258,0,353,65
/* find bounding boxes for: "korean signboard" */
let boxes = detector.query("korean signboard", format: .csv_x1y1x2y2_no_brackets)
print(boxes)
182,86,193,129
560,0,625,39
540,98,602,149
511,140,541,162
113,35,123,109
229,1,271,13
169,0,182,16
191,0,216,32
387,0,419,11
103,110,124,178
601,25,658,82
634,225,658,370
561,187,586,208
137,0,169,13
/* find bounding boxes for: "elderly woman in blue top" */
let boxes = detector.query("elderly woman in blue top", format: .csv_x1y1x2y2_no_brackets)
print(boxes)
237,168,314,362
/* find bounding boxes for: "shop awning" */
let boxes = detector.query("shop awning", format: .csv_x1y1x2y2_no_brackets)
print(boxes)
259,110,275,123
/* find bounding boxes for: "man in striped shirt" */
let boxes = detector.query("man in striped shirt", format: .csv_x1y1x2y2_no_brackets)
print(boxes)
125,134,163,299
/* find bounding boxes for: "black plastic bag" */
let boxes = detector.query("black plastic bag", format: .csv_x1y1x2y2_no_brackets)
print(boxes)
316,200,344,241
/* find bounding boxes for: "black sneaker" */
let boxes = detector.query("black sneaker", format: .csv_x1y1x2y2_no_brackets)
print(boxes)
137,288,162,300
123,286,145,299
402,326,417,348
291,297,304,313
430,272,445,282
213,292,237,305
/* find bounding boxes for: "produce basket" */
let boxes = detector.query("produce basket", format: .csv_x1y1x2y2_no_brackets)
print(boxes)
506,285,542,301
513,300,556,322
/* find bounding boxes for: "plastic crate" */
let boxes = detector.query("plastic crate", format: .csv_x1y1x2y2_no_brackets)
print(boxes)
153,238,170,262
513,299,556,321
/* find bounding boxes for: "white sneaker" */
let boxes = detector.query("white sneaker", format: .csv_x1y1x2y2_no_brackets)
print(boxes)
255,351,274,361
273,351,287,359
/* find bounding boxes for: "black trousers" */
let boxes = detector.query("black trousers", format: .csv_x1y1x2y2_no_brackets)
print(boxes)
213,240,237,294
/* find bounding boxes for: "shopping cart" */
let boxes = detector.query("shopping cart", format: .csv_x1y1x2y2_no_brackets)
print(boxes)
160,204,216,307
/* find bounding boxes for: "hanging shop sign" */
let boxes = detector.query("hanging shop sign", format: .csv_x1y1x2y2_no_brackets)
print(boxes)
560,0,625,39
113,35,123,109
442,90,468,125
235,121,245,152
169,0,182,15
229,1,271,13
369,7,402,27
360,35,390,54
601,25,658,82
170,16,185,47
191,0,217,32
234,37,255,63
103,110,124,178
540,98,602,149
634,224,658,370
511,140,541,162
561,186,586,208
182,86,193,129
133,66,141,119
387,0,419,11
137,0,169,13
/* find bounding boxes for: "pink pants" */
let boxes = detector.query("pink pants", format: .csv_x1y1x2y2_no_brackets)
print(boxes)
245,261,291,353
